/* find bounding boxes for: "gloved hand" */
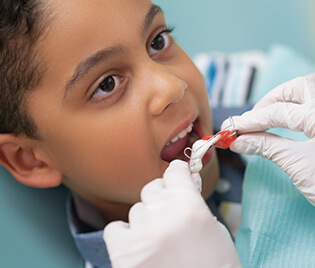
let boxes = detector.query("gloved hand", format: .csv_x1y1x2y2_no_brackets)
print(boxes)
103,160,241,268
221,74,315,206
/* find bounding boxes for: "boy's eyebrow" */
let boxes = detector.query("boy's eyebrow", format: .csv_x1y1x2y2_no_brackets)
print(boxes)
64,4,163,96
143,5,163,33
64,47,124,95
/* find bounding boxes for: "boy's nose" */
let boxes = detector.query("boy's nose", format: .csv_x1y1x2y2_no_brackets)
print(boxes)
147,64,188,116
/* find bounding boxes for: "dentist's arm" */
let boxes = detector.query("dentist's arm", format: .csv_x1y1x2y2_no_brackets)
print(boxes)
104,160,241,268
222,74,315,206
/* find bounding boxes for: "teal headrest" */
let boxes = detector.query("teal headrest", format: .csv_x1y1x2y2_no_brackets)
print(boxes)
0,166,84,267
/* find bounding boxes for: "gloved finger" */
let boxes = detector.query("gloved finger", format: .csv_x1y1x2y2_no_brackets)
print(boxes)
305,73,315,100
254,76,306,109
104,218,153,262
222,101,310,134
191,173,202,192
230,132,296,157
231,133,315,205
230,132,305,181
163,160,201,192
230,133,309,177
140,178,165,205
127,202,151,231
103,220,131,256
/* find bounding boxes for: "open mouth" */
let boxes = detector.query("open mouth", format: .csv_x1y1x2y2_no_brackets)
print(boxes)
161,120,203,163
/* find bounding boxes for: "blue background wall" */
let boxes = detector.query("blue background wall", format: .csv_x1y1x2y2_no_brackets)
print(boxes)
153,0,315,59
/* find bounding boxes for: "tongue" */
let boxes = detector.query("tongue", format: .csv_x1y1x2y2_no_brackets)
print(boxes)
161,130,201,162
161,135,189,162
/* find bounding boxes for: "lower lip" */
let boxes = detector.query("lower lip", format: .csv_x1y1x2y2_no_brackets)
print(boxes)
160,134,190,163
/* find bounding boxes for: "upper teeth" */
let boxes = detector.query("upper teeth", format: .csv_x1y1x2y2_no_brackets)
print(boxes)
169,123,193,144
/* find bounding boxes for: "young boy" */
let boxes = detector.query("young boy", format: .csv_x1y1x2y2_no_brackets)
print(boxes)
0,0,220,266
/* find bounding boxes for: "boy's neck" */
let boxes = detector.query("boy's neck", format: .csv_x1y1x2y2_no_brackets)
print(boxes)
72,193,132,228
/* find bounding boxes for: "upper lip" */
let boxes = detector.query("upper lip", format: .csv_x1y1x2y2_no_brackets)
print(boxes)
164,113,198,147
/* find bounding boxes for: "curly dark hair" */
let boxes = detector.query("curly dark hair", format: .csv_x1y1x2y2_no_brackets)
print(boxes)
0,0,48,139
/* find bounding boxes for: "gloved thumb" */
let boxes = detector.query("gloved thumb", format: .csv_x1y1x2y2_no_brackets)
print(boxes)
231,133,315,206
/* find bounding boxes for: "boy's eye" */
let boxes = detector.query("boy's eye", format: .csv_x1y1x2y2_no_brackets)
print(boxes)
148,29,173,57
91,75,122,100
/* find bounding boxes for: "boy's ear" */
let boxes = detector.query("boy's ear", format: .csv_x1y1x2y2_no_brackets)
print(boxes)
0,134,63,188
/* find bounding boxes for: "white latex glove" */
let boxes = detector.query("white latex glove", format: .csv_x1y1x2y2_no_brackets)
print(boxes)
221,74,315,206
104,160,241,268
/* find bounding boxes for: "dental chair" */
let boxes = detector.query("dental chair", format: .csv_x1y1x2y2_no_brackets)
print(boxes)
1,0,314,266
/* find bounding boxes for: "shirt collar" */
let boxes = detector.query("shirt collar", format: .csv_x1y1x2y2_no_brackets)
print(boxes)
66,193,112,268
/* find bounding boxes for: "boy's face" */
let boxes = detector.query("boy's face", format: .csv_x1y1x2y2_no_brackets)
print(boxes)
28,0,219,215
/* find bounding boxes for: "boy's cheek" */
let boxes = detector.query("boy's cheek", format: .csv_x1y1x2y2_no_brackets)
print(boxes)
59,148,168,204
176,49,207,95
183,62,210,110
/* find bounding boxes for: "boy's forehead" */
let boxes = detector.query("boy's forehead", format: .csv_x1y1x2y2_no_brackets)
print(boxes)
37,0,164,94
46,0,160,30
42,0,163,53
43,0,163,51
